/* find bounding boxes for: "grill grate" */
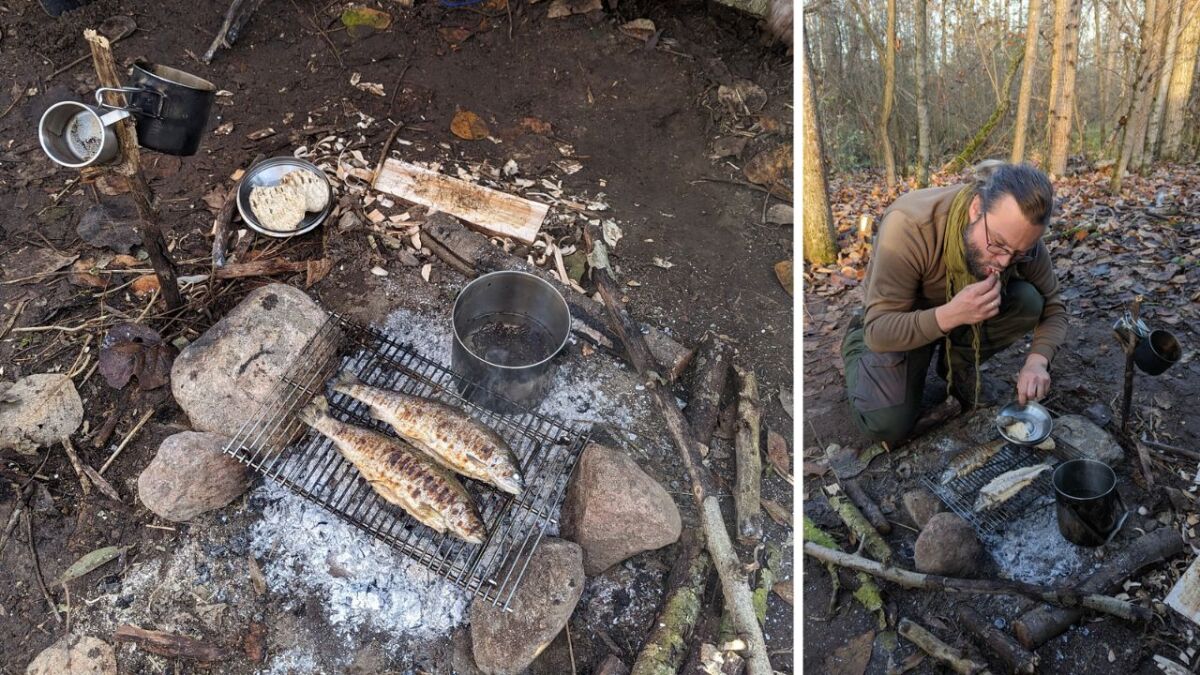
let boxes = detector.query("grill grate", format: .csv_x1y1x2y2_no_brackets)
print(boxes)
221,312,591,610
921,436,1084,535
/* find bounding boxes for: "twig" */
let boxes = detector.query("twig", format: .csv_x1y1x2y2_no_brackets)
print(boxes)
1141,436,1200,461
387,62,411,117
25,511,62,625
899,618,991,675
566,624,577,675
289,0,344,68
0,298,28,341
60,438,92,496
100,407,156,475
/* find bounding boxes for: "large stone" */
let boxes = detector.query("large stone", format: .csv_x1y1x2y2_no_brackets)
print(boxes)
914,512,984,577
560,443,682,575
1053,414,1123,466
902,488,945,529
470,538,585,675
0,374,83,454
137,432,251,522
171,284,326,436
26,634,116,675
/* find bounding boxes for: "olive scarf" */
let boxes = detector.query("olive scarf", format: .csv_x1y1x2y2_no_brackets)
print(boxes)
944,185,983,406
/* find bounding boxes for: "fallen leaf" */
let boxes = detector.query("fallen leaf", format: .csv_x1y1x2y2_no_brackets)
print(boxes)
451,110,490,140
653,257,674,269
744,143,793,189
99,323,176,390
803,459,829,477
69,259,109,289
519,117,553,135
775,260,793,296
772,579,793,605
547,0,602,17
620,18,657,40
0,247,78,283
438,26,473,46
56,546,124,586
248,556,267,596
131,274,160,297
341,5,392,29
766,429,793,483
761,498,792,526
76,203,141,253
779,387,793,418
825,630,875,675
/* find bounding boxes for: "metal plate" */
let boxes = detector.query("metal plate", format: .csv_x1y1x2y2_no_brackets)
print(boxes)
236,157,333,238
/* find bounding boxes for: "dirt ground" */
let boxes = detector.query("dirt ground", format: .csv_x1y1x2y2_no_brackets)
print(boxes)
802,171,1200,673
0,0,793,673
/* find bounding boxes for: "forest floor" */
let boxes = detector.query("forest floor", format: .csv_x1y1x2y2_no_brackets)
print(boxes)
0,0,794,672
802,167,1200,673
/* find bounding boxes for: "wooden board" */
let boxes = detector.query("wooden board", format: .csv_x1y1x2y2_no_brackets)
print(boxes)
372,159,547,244
1166,555,1200,626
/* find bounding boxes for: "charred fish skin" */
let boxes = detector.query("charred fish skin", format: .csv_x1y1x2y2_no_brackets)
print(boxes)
940,439,1005,485
297,397,487,544
333,372,525,496
973,463,1051,511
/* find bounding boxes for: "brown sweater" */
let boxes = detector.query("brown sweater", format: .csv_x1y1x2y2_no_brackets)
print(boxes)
861,184,1068,364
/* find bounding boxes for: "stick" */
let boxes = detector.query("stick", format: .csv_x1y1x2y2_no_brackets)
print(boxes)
211,184,238,268
631,531,712,675
100,407,156,475
1134,440,1157,491
92,388,132,449
113,624,229,662
0,298,28,341
733,365,763,546
955,604,1038,674
1141,436,1200,461
0,482,34,558
1119,296,1141,433
85,30,183,310
841,479,891,535
212,257,322,279
803,517,885,621
804,542,1153,622
828,495,892,563
685,333,732,442
25,512,62,625
583,225,771,675
60,438,92,496
203,0,266,63
898,618,991,675
1013,527,1183,648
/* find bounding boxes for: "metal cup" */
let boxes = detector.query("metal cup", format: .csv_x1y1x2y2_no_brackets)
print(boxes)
451,271,571,414
1134,329,1182,376
1053,459,1128,547
38,101,131,168
95,61,216,157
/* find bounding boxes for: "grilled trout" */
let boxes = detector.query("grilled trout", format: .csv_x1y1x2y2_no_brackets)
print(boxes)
973,464,1051,511
332,372,525,495
297,397,486,544
940,439,1005,484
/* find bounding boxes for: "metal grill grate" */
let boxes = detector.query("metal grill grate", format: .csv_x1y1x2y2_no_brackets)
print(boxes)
221,312,591,609
921,436,1084,535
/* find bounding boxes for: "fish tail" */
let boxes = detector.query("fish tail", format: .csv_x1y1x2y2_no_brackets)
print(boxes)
297,395,330,427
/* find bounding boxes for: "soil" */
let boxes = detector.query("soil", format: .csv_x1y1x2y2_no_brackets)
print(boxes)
0,1,793,673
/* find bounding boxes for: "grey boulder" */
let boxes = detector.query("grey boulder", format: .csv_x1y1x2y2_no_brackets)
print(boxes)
1053,414,1123,466
902,488,945,529
138,431,251,522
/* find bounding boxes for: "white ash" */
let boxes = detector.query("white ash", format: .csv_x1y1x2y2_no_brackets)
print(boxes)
984,504,1100,584
382,307,454,365
248,481,468,646
257,646,319,675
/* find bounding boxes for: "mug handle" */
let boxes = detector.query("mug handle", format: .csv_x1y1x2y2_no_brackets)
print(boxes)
98,109,132,126
95,87,165,118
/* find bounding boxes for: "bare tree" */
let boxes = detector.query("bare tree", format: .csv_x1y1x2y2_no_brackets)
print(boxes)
1162,0,1200,159
882,0,898,187
916,0,931,186
1112,0,1162,194
1011,0,1045,163
803,43,839,266
1146,0,1185,159
1131,0,1171,170
1047,0,1084,176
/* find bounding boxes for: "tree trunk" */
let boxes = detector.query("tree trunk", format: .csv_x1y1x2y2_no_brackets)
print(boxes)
802,44,839,265
1161,0,1200,159
1011,0,1045,162
1131,0,1171,170
1112,0,1162,194
916,0,931,186
1047,0,1084,176
1145,0,1181,162
1045,0,1069,164
882,0,898,187
943,48,1025,173
1098,0,1111,144
941,0,948,69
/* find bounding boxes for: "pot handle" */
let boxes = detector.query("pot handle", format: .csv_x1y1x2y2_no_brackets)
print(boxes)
95,87,165,119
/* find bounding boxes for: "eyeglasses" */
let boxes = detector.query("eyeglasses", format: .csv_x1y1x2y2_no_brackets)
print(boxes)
982,212,1035,264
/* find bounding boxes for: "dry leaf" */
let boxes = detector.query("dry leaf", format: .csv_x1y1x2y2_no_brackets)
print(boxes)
767,429,792,481
421,263,432,282
547,0,602,17
744,143,793,188
772,579,793,605
620,18,657,40
69,259,109,289
451,110,490,140
341,5,392,29
131,274,160,297
56,546,124,586
438,26,473,46
1,246,78,282
826,630,875,675
761,498,791,526
99,323,176,390
774,260,793,296
519,117,553,135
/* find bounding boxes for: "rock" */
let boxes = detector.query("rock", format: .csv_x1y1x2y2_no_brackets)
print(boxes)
594,654,629,675
470,538,585,675
137,432,251,522
0,374,83,454
902,488,945,529
560,443,682,575
1054,414,1123,466
765,203,794,225
914,512,983,577
26,634,116,675
171,284,326,437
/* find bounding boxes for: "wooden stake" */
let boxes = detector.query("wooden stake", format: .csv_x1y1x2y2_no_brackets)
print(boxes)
584,225,771,675
1118,296,1141,433
733,365,763,546
899,618,992,675
804,542,1153,622
84,30,182,310
955,604,1038,674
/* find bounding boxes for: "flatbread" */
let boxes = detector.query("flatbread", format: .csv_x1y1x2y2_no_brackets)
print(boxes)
249,184,306,232
281,169,329,212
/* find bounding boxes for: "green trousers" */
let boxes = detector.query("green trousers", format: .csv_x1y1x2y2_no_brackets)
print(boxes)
841,280,1044,444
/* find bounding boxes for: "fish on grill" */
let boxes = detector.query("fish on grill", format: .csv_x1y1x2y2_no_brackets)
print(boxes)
332,372,525,495
297,397,486,544
940,438,1005,484
973,464,1051,511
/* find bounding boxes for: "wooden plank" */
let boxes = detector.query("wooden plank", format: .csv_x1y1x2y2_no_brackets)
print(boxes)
1166,555,1200,626
372,159,547,244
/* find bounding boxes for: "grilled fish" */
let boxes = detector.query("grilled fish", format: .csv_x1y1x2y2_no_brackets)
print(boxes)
297,397,486,544
973,464,1051,511
333,372,525,495
940,439,1005,484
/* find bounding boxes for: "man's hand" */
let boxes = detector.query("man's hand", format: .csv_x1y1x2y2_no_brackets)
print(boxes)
936,272,1002,332
1017,354,1051,404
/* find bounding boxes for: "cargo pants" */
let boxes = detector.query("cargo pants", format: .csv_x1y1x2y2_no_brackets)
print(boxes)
841,280,1044,444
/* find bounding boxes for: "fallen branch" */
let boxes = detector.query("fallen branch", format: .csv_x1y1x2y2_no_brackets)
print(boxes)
803,517,884,622
1013,527,1183,648
631,530,712,675
685,333,733,442
100,407,156,475
828,495,892,563
898,618,991,675
955,604,1038,674
803,542,1152,622
584,225,771,675
841,479,890,535
733,365,763,546
211,184,238,268
203,0,265,63
113,624,230,662
212,257,332,288
1142,436,1200,462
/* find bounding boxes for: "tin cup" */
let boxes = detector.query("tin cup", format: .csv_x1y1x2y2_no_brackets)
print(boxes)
95,61,216,156
451,271,571,414
1053,459,1128,547
39,101,132,168
1134,329,1182,376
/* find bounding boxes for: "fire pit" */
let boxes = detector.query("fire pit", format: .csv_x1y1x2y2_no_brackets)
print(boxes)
220,313,591,609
